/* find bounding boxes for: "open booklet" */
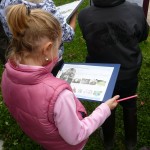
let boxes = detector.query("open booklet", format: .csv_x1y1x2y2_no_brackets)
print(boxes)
56,63,120,102
56,0,84,21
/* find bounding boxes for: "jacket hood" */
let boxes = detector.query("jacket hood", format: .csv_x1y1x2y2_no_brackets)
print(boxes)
93,0,125,7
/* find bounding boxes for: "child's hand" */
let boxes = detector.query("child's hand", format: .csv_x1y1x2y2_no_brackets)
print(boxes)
105,95,120,110
69,10,78,29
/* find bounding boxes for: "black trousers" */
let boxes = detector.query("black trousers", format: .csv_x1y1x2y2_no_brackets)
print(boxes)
113,77,138,108
102,77,138,148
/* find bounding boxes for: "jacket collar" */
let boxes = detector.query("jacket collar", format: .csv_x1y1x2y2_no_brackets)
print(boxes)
5,60,56,85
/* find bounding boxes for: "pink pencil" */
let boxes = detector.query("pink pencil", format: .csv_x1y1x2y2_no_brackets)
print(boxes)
117,94,138,102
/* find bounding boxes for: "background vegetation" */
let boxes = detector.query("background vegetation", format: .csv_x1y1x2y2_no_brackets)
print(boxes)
0,0,150,149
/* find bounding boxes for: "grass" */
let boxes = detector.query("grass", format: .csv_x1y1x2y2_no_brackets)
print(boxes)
0,0,150,149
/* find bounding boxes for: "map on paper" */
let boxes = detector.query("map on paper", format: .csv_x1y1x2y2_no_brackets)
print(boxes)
56,0,84,21
57,63,120,102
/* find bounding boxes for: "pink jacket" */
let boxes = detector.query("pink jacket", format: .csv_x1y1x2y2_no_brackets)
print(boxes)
1,61,88,150
1,61,111,150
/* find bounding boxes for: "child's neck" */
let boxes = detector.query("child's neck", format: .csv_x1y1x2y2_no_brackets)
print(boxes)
20,57,43,66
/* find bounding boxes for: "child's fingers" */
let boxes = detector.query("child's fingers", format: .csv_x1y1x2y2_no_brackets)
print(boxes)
112,95,120,101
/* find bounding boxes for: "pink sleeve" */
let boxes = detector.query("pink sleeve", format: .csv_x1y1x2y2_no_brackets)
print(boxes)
54,89,111,145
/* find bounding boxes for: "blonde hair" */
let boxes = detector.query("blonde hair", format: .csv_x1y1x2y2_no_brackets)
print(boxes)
6,4,61,62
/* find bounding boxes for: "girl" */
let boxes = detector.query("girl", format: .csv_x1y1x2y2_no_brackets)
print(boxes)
1,4,119,150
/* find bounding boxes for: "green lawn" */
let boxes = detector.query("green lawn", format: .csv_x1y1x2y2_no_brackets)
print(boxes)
0,0,150,149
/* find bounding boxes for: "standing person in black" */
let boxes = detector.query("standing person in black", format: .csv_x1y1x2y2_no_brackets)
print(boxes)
78,0,149,150
0,0,9,64
0,20,9,64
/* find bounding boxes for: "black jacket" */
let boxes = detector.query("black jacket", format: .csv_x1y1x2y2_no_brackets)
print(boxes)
0,20,9,64
78,1,149,80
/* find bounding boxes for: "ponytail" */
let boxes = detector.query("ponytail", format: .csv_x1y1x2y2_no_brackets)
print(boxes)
6,4,30,39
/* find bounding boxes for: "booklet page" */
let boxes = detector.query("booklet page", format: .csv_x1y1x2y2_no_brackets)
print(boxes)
56,0,82,20
57,64,114,102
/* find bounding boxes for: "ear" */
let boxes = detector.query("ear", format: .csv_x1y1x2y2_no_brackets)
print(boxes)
42,41,53,56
